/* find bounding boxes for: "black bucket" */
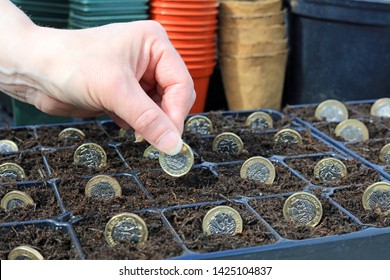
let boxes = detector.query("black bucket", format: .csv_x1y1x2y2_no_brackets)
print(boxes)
283,0,390,105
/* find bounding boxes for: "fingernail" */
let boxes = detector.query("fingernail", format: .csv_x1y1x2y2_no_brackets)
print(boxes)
157,130,183,156
134,135,144,143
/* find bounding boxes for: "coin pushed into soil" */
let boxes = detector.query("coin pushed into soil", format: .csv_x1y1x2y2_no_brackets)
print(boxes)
0,140,19,153
379,143,390,165
105,213,148,247
314,157,347,183
283,192,323,227
370,98,390,118
74,143,107,169
212,132,244,154
1,190,34,211
8,245,44,260
143,145,159,160
335,119,369,142
58,127,85,141
185,115,214,135
159,142,194,177
202,206,243,236
0,162,26,180
362,181,390,215
315,99,349,122
273,128,302,145
240,156,276,184
245,111,273,130
85,175,122,199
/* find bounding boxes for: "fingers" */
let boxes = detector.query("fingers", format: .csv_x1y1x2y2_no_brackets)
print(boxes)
111,75,183,155
148,27,196,133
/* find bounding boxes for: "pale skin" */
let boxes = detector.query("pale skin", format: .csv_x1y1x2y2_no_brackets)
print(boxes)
0,0,195,155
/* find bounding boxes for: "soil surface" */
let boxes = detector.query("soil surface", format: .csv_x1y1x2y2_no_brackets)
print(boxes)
0,127,38,151
164,202,277,253
1,106,389,259
73,211,183,259
56,175,154,217
36,123,110,148
346,139,390,165
285,158,382,187
43,146,128,178
249,195,362,240
332,185,390,228
0,182,61,223
0,151,47,182
0,225,78,260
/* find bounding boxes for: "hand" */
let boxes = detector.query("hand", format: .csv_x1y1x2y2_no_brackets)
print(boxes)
0,2,195,155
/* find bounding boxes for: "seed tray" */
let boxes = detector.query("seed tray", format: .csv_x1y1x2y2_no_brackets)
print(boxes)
1,105,390,259
284,99,390,181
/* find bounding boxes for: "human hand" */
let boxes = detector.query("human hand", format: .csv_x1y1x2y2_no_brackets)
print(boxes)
0,6,195,155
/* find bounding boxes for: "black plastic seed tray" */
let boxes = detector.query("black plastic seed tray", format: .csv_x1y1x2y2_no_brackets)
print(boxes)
1,105,390,259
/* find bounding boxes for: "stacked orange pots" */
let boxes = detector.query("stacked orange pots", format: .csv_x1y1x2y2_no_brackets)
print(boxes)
150,0,219,113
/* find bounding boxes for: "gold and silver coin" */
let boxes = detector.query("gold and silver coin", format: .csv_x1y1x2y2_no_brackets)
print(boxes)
240,156,276,184
58,127,85,141
362,181,390,215
335,119,369,142
212,132,244,154
245,111,273,130
0,162,26,180
202,206,243,236
104,212,148,247
159,142,194,177
1,190,34,211
85,175,122,199
0,140,19,153
185,115,214,135
143,145,159,160
8,245,44,260
379,143,390,165
370,98,390,118
315,99,348,122
74,143,107,169
283,192,323,227
314,157,347,183
273,128,302,145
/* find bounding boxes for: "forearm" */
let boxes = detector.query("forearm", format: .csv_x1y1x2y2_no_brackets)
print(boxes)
0,0,39,101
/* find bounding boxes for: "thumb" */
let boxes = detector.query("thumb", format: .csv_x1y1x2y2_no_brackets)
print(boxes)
110,77,183,156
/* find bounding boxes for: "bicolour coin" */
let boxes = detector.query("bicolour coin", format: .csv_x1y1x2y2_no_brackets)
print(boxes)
143,145,160,160
212,132,244,154
273,128,302,145
245,111,273,130
370,98,390,118
1,190,34,211
85,175,122,199
58,127,85,141
74,143,107,169
105,213,148,247
202,206,243,236
185,115,214,135
0,140,19,153
335,119,369,142
362,181,390,215
240,156,276,184
283,192,323,227
0,162,26,180
379,143,390,165
159,142,194,177
314,157,347,183
8,245,44,260
315,99,348,122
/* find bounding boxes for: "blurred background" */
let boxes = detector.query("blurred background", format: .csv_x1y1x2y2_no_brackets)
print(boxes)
1,0,389,126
